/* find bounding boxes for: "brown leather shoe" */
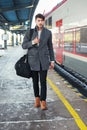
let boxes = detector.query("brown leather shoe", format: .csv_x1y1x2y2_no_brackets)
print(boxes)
34,97,40,107
41,101,47,110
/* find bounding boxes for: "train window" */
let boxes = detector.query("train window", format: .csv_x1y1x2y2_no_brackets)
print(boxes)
52,28,63,48
76,27,87,55
64,31,73,52
45,17,52,29
48,17,52,26
47,16,52,29
45,20,47,26
51,28,58,45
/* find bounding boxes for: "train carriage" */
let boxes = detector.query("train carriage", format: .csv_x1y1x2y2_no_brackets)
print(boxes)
45,0,87,79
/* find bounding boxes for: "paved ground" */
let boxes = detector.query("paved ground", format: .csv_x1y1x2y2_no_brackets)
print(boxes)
0,45,87,130
0,46,62,130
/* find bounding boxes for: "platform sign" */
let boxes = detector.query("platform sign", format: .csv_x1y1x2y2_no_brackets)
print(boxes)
2,34,9,40
56,19,62,27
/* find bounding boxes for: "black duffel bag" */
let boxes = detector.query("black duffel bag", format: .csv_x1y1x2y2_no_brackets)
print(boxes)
15,54,32,78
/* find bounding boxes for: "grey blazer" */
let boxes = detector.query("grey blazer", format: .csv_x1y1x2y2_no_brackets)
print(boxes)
22,27,55,71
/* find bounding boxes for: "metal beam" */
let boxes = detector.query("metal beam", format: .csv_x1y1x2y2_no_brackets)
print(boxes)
0,14,9,23
12,0,19,23
0,4,33,13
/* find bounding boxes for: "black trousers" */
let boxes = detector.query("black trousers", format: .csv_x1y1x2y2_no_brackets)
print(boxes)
32,70,47,101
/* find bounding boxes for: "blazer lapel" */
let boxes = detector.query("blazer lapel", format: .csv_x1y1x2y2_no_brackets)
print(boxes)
39,28,45,47
31,29,38,40
31,27,46,47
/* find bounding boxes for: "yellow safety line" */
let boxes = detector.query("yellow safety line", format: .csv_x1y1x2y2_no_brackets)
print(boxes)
47,77,87,130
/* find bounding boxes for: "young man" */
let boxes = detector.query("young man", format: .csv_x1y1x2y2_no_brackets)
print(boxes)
22,13,54,110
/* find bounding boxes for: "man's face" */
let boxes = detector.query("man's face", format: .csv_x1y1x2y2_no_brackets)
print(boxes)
35,18,45,28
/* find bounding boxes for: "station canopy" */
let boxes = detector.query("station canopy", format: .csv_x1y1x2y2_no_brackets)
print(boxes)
0,0,39,33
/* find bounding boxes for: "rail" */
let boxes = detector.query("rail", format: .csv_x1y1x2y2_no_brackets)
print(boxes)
54,62,87,97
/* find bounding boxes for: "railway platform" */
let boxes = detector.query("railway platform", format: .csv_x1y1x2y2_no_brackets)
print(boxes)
0,46,87,130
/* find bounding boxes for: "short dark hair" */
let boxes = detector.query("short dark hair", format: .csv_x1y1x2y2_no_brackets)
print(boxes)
35,13,45,20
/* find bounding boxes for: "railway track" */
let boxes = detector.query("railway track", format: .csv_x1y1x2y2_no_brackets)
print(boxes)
54,62,87,97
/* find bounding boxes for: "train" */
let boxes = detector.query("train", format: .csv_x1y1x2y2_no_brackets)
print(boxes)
45,0,87,79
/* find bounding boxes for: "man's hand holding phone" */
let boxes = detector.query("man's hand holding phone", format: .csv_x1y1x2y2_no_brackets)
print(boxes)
32,37,40,45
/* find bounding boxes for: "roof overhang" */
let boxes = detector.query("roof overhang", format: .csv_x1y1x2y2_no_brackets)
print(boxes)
0,0,39,33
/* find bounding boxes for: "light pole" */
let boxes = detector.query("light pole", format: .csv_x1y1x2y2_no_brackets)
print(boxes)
3,23,8,49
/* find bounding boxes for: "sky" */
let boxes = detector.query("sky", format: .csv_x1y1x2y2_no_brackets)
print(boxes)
31,0,62,27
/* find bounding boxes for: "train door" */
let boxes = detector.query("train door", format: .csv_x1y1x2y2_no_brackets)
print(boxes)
55,19,63,64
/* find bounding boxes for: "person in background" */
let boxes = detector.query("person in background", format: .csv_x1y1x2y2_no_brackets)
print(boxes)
22,13,55,110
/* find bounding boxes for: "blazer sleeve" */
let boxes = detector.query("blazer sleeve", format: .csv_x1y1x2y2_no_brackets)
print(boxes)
22,29,33,49
47,31,55,62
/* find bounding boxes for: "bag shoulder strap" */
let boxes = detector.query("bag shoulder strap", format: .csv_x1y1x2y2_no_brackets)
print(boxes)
30,29,34,37
26,28,34,54
25,28,34,41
